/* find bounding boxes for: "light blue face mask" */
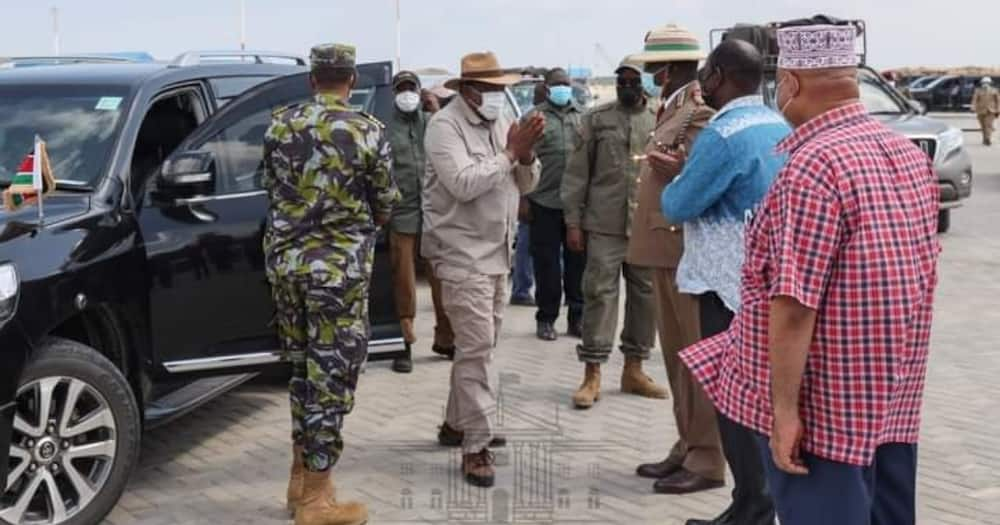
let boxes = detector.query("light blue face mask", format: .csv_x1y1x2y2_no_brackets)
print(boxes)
548,85,573,106
641,73,659,98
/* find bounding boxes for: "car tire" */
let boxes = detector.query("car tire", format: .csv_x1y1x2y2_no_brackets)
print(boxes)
1,337,140,525
938,209,951,234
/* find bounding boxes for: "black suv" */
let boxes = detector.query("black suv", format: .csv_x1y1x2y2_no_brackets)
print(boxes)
0,58,405,524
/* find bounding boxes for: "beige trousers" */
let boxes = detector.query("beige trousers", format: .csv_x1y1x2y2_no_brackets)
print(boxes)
437,263,507,453
978,112,997,145
652,268,726,481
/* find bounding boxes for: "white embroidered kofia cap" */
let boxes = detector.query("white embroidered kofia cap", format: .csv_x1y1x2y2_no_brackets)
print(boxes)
776,24,858,70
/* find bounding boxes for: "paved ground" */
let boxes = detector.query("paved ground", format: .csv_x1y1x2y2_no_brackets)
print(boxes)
104,118,1000,524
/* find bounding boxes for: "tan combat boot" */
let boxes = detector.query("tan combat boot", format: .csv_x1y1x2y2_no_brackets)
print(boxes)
621,356,669,399
287,445,305,515
572,363,602,409
295,470,368,525
400,318,416,344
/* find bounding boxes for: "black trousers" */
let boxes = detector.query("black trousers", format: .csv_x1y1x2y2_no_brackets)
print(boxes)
700,292,775,525
529,202,584,324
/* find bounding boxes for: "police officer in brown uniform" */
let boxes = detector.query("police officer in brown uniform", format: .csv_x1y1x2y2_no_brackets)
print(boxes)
626,25,726,495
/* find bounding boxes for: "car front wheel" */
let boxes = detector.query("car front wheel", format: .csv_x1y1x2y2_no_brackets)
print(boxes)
1,338,140,525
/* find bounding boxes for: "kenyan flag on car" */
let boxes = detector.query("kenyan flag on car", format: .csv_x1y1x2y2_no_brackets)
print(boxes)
2,137,55,212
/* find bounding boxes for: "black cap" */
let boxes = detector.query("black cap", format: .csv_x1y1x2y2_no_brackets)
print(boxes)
392,71,421,90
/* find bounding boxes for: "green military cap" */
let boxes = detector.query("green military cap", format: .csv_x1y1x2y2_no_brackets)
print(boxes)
310,43,357,72
392,70,422,89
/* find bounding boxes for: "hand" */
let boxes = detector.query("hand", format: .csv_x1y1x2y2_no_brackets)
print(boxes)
566,226,586,252
421,89,440,114
507,113,546,164
647,147,686,180
518,197,532,223
770,411,809,475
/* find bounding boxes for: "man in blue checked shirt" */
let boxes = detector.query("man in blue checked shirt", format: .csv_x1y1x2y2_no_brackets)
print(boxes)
656,39,790,525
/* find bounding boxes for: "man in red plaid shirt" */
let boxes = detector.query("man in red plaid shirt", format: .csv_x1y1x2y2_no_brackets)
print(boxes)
681,17,940,525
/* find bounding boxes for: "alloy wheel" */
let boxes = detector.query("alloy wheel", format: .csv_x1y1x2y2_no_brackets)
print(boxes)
1,377,117,524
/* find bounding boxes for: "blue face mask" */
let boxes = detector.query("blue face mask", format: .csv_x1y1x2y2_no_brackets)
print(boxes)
548,85,573,106
641,73,659,98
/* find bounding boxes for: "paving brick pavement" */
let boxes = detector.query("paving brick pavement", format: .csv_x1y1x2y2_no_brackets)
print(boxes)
105,130,1000,524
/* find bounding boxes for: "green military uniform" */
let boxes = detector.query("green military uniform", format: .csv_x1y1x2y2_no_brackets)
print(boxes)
263,43,400,472
562,96,657,363
387,91,427,234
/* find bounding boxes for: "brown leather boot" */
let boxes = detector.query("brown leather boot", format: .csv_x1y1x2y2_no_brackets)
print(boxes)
286,445,305,515
400,318,416,344
295,470,368,525
463,449,496,488
621,357,668,399
572,363,601,409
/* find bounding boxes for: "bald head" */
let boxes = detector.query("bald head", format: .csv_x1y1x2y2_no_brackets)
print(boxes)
699,39,764,109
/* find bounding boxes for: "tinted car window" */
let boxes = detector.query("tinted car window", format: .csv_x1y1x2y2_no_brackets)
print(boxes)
209,76,274,106
0,85,129,187
202,87,381,195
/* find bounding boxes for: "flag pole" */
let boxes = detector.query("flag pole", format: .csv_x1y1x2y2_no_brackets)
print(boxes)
33,136,45,224
239,0,247,51
395,0,401,72
50,7,60,56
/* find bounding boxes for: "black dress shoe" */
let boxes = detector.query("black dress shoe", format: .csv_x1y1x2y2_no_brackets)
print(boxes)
438,422,507,448
432,344,456,360
536,321,558,341
636,457,683,479
653,468,724,495
685,506,734,525
391,356,413,373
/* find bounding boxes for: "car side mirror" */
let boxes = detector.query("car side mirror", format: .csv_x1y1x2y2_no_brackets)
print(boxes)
907,99,927,115
157,151,216,197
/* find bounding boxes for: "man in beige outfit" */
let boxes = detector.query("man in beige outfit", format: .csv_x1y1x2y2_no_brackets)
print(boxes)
626,25,726,496
972,77,1000,146
422,51,543,488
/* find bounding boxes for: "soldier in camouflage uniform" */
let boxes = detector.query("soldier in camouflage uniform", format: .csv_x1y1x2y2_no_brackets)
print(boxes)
263,43,399,525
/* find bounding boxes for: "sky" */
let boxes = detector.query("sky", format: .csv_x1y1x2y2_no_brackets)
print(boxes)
1,1,996,75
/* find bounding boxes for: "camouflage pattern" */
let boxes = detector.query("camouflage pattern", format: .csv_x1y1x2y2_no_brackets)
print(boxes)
263,92,399,472
310,43,357,71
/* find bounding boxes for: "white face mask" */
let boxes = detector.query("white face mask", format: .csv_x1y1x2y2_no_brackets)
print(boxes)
395,91,421,113
477,91,507,121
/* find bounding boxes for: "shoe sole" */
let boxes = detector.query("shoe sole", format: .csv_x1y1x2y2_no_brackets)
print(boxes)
573,393,601,410
438,438,508,448
465,474,495,488
653,480,725,495
621,387,668,399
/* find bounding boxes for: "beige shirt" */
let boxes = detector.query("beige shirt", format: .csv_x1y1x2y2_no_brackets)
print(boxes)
421,96,541,276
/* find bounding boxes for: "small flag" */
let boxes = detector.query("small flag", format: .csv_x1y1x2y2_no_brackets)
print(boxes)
3,137,55,212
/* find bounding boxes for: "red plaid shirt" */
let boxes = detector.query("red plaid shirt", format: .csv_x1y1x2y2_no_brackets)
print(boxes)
681,103,940,466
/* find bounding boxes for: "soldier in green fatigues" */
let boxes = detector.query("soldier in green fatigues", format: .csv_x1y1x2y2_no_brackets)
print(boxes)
561,62,668,410
263,43,399,525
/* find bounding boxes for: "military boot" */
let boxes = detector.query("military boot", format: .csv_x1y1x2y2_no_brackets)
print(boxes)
295,470,368,525
621,357,668,399
572,363,601,409
287,445,305,515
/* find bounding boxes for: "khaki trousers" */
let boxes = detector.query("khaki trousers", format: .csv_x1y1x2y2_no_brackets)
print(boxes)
389,230,454,348
978,112,997,145
577,232,655,363
652,268,725,481
437,264,507,453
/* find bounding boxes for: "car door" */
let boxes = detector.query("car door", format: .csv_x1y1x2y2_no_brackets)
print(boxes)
144,63,400,374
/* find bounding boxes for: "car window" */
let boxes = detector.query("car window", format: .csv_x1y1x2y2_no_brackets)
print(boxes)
0,85,129,187
860,74,905,114
209,76,274,106
202,87,380,195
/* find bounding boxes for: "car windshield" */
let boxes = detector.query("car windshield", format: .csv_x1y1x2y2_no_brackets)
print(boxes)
0,85,129,187
510,82,538,114
859,74,906,114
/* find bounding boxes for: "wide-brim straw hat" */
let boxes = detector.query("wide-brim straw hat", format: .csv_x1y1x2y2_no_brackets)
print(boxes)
632,24,706,63
444,51,522,91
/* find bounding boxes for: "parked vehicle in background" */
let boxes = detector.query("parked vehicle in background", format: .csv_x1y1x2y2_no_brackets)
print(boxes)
510,76,593,115
0,52,407,525
908,75,939,90
909,75,1000,111
714,21,972,233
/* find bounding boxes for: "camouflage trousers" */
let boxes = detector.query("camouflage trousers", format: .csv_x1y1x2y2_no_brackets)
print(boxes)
271,276,370,472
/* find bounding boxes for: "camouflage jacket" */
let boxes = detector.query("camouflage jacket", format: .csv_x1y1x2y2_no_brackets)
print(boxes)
263,93,400,285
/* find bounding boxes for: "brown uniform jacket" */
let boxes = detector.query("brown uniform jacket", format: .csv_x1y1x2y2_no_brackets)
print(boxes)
627,82,715,269
972,86,1000,115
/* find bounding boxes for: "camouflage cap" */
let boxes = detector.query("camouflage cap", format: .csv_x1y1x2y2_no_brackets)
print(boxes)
310,43,356,72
